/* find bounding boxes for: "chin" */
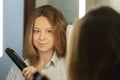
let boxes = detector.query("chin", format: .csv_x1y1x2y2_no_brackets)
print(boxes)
37,46,53,52
38,48,49,52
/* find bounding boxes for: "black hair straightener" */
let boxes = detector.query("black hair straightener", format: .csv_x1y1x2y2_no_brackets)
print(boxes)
5,47,49,80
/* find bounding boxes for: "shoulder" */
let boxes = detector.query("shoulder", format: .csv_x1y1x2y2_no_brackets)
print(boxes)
55,57,66,73
57,57,66,66
57,58,67,80
6,64,23,80
9,64,21,73
7,59,30,74
52,53,66,67
6,59,29,80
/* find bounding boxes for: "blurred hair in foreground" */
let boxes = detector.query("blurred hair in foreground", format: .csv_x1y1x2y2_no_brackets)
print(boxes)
67,6,120,80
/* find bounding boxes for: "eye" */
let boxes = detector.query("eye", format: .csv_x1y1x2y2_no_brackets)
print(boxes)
33,29,40,33
47,29,53,33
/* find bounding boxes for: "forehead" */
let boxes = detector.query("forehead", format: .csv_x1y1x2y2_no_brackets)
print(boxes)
34,16,53,29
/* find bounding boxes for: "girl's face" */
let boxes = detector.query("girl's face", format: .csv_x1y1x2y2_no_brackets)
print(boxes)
33,16,54,53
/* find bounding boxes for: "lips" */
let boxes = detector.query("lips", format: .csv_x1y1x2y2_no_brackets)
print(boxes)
40,43,46,45
38,42,47,46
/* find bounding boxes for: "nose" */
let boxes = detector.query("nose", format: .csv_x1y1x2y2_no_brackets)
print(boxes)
39,32,45,40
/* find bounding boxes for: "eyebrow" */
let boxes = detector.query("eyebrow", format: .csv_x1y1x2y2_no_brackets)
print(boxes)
34,27,39,29
34,27,53,29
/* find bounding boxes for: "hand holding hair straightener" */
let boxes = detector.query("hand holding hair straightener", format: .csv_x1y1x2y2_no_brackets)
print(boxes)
5,47,49,80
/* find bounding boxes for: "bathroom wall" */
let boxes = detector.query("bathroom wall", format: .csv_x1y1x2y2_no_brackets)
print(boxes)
35,0,79,24
0,0,24,80
109,0,120,13
35,0,47,8
48,0,79,24
86,0,120,13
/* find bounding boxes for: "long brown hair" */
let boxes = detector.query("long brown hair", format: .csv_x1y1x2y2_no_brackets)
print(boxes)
67,6,120,80
23,5,67,64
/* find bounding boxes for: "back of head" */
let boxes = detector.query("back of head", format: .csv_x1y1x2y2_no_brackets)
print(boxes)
68,6,120,80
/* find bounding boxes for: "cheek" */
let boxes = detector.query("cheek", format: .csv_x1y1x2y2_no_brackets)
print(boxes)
33,35,38,41
32,35,38,45
50,36,55,44
32,37,35,44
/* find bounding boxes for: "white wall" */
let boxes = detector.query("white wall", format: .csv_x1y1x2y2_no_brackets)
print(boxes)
109,0,120,13
35,0,48,8
86,0,120,13
0,0,24,80
48,0,79,24
86,0,96,12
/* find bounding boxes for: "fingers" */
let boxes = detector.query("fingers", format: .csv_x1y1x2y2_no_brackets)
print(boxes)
22,66,37,80
22,68,32,79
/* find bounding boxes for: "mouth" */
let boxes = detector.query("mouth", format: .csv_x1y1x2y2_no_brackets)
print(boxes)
39,43,47,46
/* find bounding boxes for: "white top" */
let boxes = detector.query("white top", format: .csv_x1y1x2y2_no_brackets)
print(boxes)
6,53,67,80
